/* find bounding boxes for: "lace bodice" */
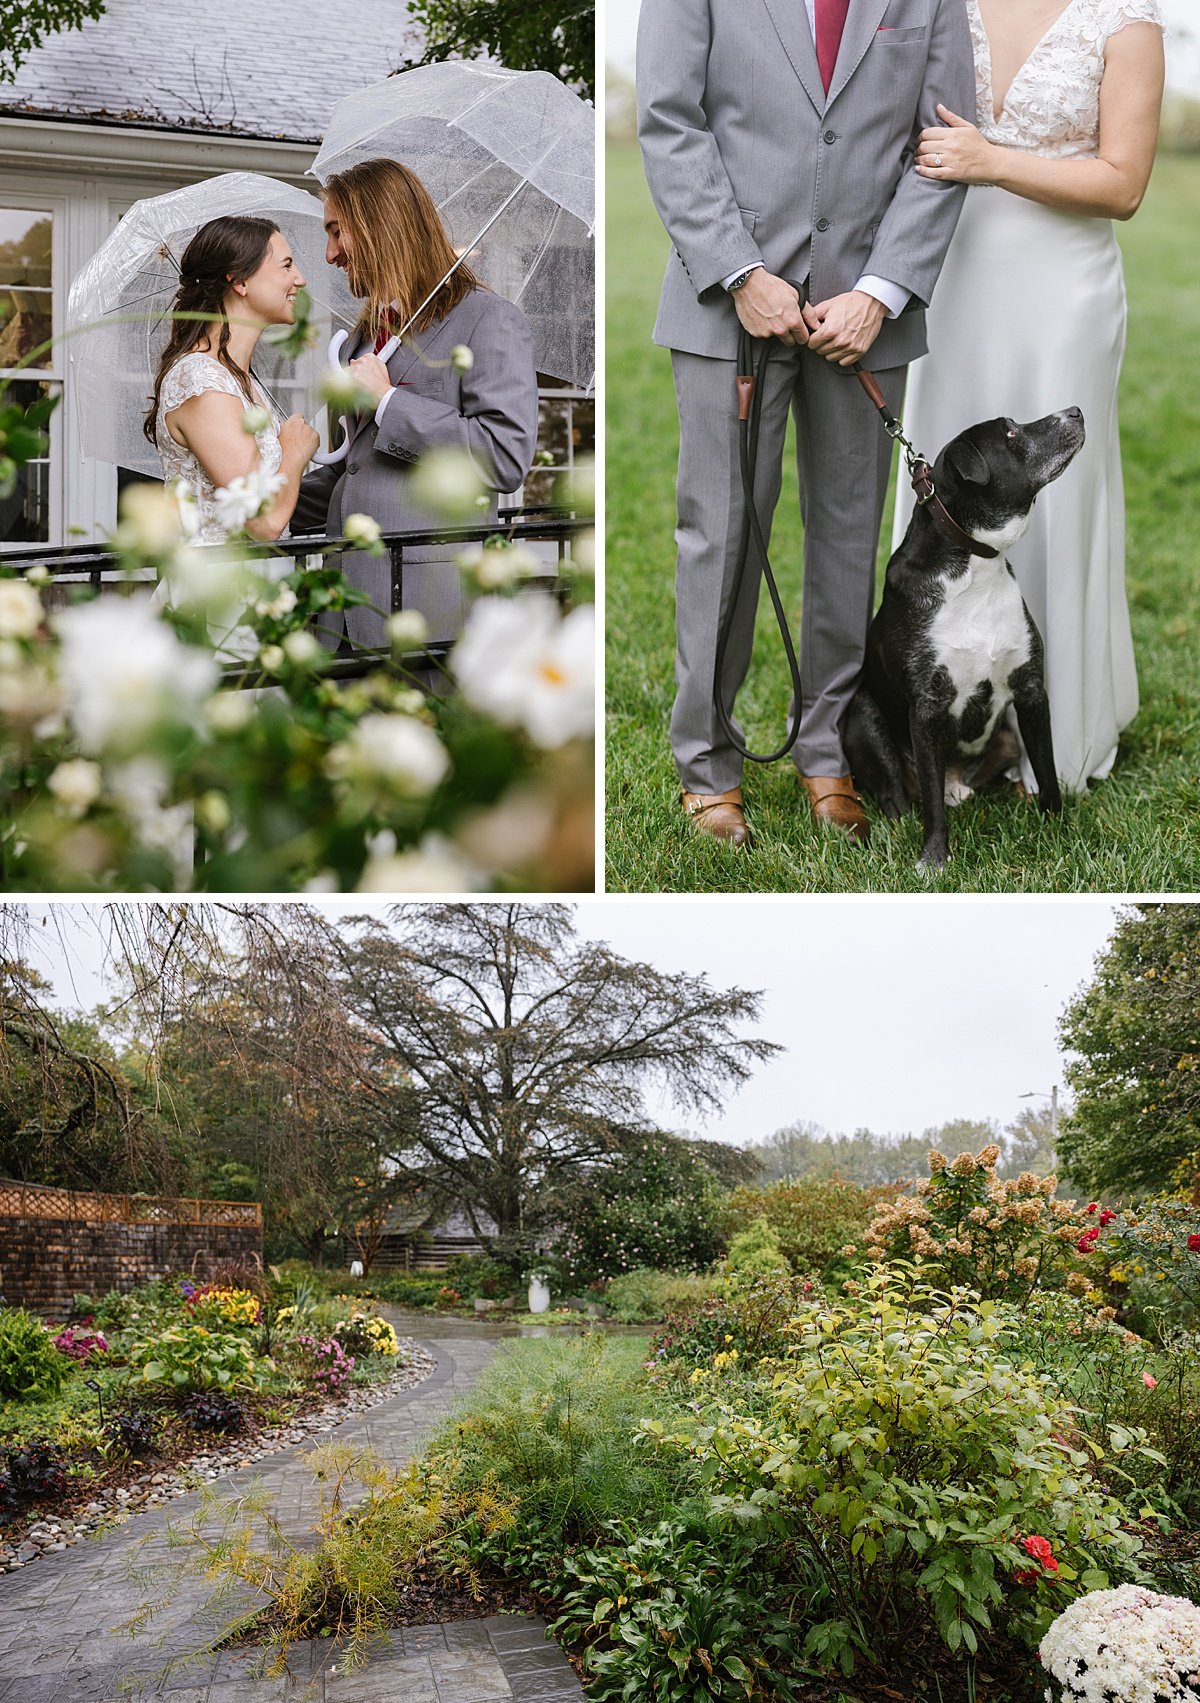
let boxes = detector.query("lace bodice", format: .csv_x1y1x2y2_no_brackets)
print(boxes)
155,352,283,543
968,0,1164,159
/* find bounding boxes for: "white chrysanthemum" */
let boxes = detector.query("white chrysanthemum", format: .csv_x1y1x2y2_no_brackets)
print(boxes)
212,469,284,532
0,578,44,639
356,831,484,892
1040,1585,1200,1703
453,597,594,748
55,598,219,754
328,713,449,797
47,758,102,818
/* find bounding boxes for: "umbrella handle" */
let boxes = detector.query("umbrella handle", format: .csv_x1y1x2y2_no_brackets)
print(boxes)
313,329,352,466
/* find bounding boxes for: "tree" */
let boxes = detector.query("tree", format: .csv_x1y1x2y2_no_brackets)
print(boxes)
407,0,594,98
1001,1101,1058,1179
333,904,778,1267
1058,904,1200,1199
1,1,107,82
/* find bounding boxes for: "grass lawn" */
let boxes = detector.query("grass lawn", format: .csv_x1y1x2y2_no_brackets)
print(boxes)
604,145,1200,892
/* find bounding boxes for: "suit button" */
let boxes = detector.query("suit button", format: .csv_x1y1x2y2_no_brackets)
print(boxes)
347,463,359,474
815,217,830,231
823,129,836,143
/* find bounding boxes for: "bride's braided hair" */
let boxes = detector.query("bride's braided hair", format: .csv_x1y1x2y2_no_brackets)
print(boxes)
143,215,280,444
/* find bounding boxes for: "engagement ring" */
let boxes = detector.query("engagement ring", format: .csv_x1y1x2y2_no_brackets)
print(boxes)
934,153,943,166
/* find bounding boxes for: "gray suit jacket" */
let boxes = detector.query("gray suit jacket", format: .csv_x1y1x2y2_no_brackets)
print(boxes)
302,287,539,648
636,0,974,366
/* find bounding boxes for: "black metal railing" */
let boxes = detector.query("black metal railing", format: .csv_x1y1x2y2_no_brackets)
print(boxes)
2,506,591,683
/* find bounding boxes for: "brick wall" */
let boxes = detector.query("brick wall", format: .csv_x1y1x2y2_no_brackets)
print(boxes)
0,1219,263,1318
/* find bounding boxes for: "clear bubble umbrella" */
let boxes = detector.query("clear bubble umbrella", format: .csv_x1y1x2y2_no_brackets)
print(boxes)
310,62,595,394
67,172,356,476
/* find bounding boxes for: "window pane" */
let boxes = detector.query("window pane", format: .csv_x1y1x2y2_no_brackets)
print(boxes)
0,211,53,370
0,379,56,545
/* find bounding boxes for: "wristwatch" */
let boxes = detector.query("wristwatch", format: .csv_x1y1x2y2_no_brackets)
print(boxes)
727,267,757,293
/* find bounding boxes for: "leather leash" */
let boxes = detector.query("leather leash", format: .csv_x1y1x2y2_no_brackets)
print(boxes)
713,330,997,765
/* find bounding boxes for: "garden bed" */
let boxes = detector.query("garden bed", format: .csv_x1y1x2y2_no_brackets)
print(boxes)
0,1340,435,1574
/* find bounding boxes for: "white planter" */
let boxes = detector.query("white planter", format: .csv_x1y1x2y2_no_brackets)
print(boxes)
527,1275,551,1314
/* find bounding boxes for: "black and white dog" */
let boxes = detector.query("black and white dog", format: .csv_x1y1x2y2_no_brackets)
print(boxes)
843,409,1086,871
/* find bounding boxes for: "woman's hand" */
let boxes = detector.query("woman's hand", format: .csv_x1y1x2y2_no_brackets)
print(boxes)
915,105,998,184
279,413,320,467
347,352,393,403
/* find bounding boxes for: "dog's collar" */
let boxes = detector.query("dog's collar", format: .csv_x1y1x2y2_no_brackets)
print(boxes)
911,459,1001,560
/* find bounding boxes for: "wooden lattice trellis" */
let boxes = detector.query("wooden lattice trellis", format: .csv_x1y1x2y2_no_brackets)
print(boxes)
0,1179,261,1227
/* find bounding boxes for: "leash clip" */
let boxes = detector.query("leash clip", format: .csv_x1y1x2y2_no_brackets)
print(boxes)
910,457,936,506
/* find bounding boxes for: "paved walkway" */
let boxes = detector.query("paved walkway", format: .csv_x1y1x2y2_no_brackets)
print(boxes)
0,1320,583,1702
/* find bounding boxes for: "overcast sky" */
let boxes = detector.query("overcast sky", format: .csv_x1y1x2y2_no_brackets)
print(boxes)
10,898,1125,1152
607,0,1200,92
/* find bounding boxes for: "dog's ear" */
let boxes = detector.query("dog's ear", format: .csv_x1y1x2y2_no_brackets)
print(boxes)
944,438,992,486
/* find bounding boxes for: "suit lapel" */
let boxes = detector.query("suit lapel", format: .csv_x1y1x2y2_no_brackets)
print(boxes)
760,0,824,115
826,0,892,109
347,311,454,449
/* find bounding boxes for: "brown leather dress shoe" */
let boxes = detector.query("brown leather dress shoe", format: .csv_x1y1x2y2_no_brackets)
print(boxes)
798,773,870,843
680,787,750,847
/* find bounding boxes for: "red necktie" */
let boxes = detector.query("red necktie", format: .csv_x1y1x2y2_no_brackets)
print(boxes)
815,0,851,92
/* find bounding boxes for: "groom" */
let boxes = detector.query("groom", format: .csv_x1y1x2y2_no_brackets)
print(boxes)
637,0,974,846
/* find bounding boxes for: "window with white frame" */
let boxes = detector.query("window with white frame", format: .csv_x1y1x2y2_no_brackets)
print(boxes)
0,201,63,549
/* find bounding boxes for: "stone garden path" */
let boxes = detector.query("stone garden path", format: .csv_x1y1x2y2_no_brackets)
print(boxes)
0,1317,584,1703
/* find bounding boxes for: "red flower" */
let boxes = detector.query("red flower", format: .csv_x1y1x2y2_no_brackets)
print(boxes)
1188,1234,1200,1253
1098,1210,1117,1227
1086,1204,1098,1215
1012,1534,1059,1584
1076,1226,1101,1253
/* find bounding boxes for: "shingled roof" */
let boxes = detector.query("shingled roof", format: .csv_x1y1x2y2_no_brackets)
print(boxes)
0,0,428,143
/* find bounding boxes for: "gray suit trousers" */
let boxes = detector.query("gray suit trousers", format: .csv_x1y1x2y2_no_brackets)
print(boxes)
670,345,905,793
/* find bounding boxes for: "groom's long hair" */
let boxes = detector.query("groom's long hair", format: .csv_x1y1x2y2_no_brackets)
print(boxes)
142,216,279,443
322,158,481,345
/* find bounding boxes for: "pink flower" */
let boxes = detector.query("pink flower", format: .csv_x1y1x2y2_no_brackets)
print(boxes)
1143,1373,1157,1389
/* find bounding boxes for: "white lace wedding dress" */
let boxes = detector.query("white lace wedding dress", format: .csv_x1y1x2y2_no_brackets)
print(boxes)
893,0,1164,793
153,351,289,659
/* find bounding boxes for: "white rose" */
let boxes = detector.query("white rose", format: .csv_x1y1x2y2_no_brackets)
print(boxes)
456,539,540,590
241,404,272,435
204,692,253,734
450,343,474,372
259,643,285,671
254,584,298,620
356,832,484,892
47,759,102,818
328,713,449,797
453,597,594,748
115,484,184,557
212,470,285,533
409,447,487,518
24,564,51,589
0,578,44,639
343,513,382,548
388,610,428,651
55,598,219,754
282,630,320,664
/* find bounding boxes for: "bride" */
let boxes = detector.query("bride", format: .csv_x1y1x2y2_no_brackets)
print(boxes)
893,0,1165,794
144,215,319,542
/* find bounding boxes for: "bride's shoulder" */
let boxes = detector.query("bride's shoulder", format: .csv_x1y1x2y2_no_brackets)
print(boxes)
160,351,245,410
1092,0,1164,37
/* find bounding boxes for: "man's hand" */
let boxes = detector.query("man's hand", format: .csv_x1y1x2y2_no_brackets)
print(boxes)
804,290,887,365
732,270,809,345
347,352,394,402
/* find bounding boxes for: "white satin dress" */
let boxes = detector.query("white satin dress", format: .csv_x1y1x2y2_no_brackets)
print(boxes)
893,0,1164,793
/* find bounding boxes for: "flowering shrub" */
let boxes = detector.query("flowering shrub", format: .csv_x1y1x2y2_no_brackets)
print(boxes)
723,1175,901,1285
0,1308,67,1403
127,1323,257,1391
557,1135,730,1285
332,1313,400,1358
643,1271,1145,1670
861,1146,1093,1305
437,1286,462,1306
1040,1585,1200,1702
648,1271,813,1381
52,1324,109,1361
0,436,594,892
185,1285,262,1330
1089,1197,1200,1330
293,1334,355,1395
